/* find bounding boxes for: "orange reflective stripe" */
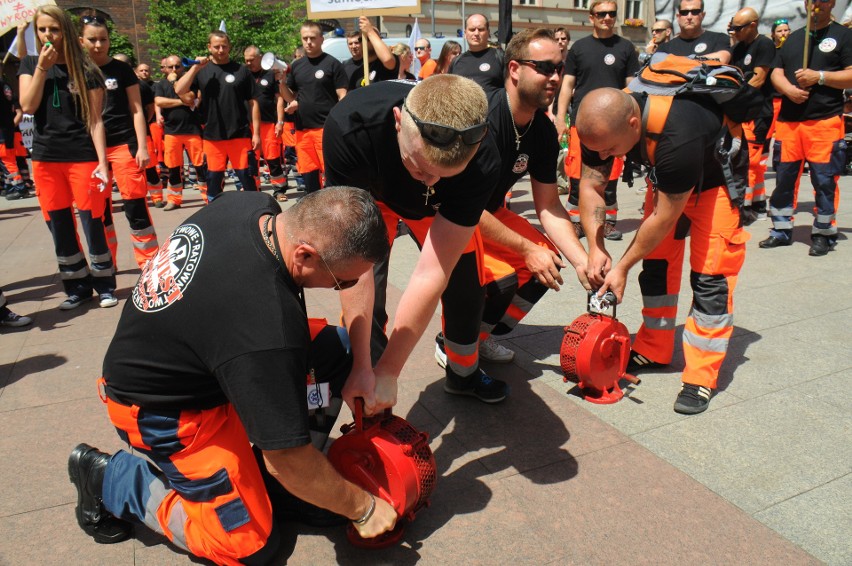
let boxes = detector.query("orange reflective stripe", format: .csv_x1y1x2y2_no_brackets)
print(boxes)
308,317,328,340
446,347,478,370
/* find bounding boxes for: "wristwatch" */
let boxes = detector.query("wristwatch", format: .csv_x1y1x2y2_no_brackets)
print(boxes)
818,71,826,86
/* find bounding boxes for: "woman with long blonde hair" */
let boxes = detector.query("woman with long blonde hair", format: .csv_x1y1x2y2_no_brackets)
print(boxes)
18,5,117,310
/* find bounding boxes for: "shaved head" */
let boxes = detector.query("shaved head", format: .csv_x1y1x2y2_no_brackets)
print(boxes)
577,88,635,140
732,7,758,24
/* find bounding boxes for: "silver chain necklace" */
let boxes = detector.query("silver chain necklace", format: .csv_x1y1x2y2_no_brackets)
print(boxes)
506,91,532,150
262,215,279,260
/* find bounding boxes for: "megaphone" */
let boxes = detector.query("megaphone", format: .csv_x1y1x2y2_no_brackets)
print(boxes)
181,57,200,67
261,52,288,72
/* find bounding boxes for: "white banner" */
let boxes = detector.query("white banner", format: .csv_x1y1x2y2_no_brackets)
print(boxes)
0,0,55,38
307,0,419,18
19,114,33,151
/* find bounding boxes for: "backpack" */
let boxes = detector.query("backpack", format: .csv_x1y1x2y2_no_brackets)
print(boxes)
625,53,763,208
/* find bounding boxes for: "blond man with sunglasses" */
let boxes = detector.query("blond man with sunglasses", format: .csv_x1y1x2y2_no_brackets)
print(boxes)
322,74,511,411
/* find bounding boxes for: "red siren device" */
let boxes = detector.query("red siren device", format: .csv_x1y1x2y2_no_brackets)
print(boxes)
560,291,640,404
327,399,437,548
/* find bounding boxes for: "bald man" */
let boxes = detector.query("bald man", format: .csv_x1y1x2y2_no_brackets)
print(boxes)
576,87,749,415
728,7,776,221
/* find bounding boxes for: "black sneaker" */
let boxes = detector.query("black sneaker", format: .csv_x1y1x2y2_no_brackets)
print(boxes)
444,368,509,403
1,310,32,327
68,444,132,544
604,223,623,241
673,383,712,415
809,235,832,257
626,350,667,373
59,294,92,311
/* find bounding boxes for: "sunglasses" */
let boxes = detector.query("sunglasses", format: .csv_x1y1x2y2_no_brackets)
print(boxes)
728,21,755,32
81,15,107,25
592,10,618,19
165,64,181,69
414,46,429,51
300,240,358,291
516,59,565,76
774,19,789,25
651,28,669,33
678,9,703,16
403,99,488,148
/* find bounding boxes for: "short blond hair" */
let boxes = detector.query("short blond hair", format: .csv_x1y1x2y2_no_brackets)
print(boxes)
401,74,488,168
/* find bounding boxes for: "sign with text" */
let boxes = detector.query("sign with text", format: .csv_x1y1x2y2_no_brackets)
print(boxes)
1,0,55,38
307,0,420,20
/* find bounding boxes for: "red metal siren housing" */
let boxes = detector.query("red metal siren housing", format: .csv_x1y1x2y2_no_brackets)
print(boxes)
560,293,640,404
327,400,437,548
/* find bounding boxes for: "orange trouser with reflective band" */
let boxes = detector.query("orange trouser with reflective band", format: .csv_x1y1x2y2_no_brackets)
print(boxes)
566,125,621,222
294,128,324,174
481,207,557,338
373,201,485,376
742,119,769,207
632,185,749,389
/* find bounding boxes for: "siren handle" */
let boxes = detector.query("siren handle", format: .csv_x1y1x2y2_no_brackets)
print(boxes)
353,397,392,432
587,290,617,317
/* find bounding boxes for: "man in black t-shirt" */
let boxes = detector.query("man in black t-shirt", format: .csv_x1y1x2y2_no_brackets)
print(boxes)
659,0,731,62
576,87,750,415
760,1,852,257
342,31,363,84
729,7,776,220
244,46,288,199
347,16,399,91
555,0,639,241
175,31,261,201
0,78,27,200
69,189,395,562
450,14,505,98
154,55,208,208
323,75,509,409
130,61,168,209
435,29,591,369
279,20,347,195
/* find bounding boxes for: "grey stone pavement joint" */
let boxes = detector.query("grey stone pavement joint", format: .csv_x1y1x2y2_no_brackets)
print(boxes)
1,171,849,564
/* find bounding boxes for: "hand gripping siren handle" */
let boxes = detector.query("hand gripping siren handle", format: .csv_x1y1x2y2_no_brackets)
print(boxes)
349,398,396,506
261,52,288,73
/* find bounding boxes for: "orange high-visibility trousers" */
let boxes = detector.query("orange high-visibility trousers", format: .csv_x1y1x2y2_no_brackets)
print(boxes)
566,125,621,223
481,207,558,338
631,185,750,389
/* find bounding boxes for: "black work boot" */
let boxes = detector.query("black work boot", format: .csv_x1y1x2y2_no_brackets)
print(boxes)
68,444,132,544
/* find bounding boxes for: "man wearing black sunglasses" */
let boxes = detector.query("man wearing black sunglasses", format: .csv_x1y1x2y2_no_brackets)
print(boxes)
639,19,672,63
729,7,776,222
449,14,505,98
555,0,639,242
660,0,731,63
762,0,852,257
323,74,509,410
434,28,592,371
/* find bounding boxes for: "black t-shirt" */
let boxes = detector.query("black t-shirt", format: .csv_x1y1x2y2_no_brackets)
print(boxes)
192,61,257,140
486,88,559,212
0,80,17,147
449,48,505,98
154,78,202,136
138,79,155,127
251,69,279,123
103,191,312,450
658,30,731,58
18,56,103,162
775,22,852,122
347,55,400,91
730,34,776,119
565,34,639,120
581,93,726,194
323,80,500,227
286,53,347,130
100,59,140,148
343,57,362,83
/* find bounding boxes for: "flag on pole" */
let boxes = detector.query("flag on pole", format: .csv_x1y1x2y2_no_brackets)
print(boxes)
219,20,227,33
8,21,38,58
408,18,422,78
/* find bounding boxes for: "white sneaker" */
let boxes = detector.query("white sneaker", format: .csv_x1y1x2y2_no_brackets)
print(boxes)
99,293,118,308
479,337,515,363
435,333,448,369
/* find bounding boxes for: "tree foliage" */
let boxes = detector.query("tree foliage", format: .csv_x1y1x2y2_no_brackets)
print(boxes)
147,0,305,76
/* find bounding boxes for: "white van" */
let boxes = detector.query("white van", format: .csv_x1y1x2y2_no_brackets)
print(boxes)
321,36,456,64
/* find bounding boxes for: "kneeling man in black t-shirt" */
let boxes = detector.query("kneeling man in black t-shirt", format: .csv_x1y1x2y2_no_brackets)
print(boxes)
68,189,395,563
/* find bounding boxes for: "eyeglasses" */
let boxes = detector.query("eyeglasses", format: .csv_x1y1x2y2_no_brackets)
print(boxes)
165,65,181,69
402,99,488,148
414,46,429,51
592,10,617,19
728,21,755,32
515,59,565,76
81,15,107,25
774,19,789,25
678,9,703,16
651,28,669,33
300,240,358,291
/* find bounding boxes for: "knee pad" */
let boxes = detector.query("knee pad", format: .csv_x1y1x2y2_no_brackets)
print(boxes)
690,272,729,315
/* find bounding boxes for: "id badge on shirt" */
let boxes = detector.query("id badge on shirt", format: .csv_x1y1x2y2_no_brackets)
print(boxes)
307,381,331,410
